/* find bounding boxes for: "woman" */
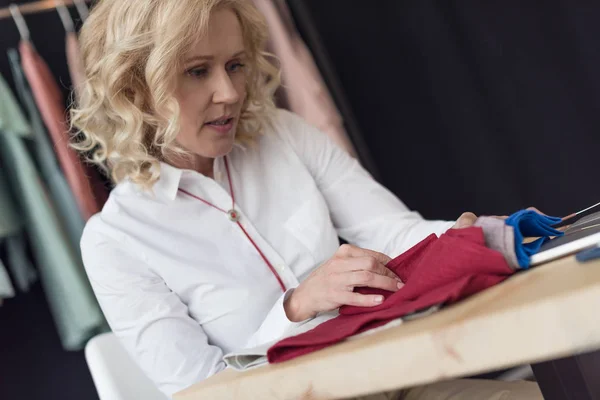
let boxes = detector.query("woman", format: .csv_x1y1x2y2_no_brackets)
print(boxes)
72,0,542,398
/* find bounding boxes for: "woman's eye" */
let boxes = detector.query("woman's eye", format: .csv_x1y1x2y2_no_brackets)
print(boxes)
187,67,208,78
228,62,246,73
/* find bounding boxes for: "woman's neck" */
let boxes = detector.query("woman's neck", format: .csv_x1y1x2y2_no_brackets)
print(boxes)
169,154,215,178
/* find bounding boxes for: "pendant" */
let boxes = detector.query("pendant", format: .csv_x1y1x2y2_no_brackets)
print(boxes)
227,209,240,222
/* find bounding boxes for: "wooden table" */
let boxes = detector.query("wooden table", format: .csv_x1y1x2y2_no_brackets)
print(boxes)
174,256,600,400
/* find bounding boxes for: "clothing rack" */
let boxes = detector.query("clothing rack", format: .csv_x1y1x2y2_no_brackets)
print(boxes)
0,0,91,20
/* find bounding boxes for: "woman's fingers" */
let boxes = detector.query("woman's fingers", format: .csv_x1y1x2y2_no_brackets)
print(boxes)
336,244,392,265
336,255,401,281
338,291,385,307
355,248,392,266
453,212,478,229
345,270,402,292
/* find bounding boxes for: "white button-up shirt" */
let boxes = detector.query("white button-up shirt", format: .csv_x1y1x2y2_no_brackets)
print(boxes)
81,110,453,396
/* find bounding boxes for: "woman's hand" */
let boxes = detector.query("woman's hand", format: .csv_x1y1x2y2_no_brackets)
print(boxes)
452,207,547,230
452,212,479,229
284,244,403,322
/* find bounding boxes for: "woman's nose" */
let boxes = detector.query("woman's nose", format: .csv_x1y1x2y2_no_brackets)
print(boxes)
212,71,240,105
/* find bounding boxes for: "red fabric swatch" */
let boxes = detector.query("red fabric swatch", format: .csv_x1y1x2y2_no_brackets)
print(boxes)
267,227,513,364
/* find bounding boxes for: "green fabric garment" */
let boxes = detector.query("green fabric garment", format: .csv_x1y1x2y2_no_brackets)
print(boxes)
0,72,30,138
7,49,86,254
0,72,37,293
0,72,107,350
0,56,29,237
0,166,22,238
4,233,37,292
0,168,18,299
0,259,15,299
0,170,36,292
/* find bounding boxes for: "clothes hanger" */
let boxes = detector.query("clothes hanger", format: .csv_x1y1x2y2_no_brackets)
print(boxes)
55,0,75,34
9,4,30,41
73,0,89,23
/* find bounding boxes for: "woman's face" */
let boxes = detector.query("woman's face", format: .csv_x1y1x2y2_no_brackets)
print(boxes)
173,8,247,163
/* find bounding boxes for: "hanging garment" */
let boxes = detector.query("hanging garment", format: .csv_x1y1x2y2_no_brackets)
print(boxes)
0,159,23,257
267,227,513,363
251,0,357,156
0,72,107,351
66,32,85,101
19,40,108,221
8,49,85,255
0,263,14,300
0,73,37,293
0,167,18,300
0,166,35,295
4,234,37,292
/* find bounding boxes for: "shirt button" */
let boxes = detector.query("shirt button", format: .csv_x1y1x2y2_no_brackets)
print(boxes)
277,264,285,272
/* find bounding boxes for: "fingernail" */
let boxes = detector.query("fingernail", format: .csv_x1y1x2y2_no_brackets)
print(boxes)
374,296,384,304
397,282,404,289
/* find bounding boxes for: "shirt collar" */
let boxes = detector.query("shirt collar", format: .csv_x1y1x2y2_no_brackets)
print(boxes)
152,162,184,201
152,156,229,201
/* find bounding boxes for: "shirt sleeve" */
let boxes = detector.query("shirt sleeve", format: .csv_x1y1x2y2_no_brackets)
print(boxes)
242,288,306,349
276,110,455,258
81,220,308,396
81,226,226,397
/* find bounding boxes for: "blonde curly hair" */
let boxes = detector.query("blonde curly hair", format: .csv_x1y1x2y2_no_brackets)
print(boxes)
70,0,280,188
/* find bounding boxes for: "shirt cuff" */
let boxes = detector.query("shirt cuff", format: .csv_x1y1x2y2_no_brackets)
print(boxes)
243,288,309,349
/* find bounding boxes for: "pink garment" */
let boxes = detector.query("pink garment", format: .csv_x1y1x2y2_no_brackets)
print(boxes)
19,40,108,221
252,0,357,156
66,32,85,101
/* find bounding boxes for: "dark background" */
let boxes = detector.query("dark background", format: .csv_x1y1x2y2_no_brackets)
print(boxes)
291,0,600,219
1,1,599,399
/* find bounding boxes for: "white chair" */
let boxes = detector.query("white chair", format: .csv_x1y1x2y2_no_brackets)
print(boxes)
85,332,168,400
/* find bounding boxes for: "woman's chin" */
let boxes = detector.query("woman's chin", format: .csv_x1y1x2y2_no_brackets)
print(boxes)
201,140,235,159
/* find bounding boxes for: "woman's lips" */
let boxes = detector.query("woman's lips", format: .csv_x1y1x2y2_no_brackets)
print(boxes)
205,117,234,134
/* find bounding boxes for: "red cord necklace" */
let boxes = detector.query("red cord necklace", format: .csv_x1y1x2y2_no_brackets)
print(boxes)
178,157,287,292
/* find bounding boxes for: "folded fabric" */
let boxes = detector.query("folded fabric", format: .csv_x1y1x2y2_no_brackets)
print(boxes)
267,227,513,364
474,216,519,270
224,313,404,371
505,210,563,268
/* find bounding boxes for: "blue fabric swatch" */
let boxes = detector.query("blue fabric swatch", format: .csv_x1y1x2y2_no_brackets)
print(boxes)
505,210,563,268
575,247,600,263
